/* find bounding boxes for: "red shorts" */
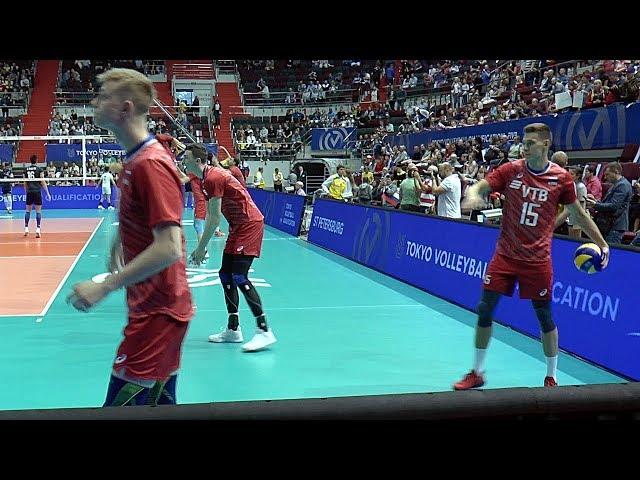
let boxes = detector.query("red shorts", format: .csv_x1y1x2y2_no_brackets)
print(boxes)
224,220,264,257
483,253,553,301
113,314,189,380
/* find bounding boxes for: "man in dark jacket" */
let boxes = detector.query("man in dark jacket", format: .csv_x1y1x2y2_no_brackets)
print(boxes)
586,162,632,245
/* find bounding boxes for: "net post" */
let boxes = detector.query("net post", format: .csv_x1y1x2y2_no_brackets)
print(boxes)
81,136,87,186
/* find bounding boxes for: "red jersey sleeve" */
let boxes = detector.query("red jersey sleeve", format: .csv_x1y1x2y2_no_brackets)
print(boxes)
486,161,515,192
134,158,183,229
202,169,226,200
559,171,578,205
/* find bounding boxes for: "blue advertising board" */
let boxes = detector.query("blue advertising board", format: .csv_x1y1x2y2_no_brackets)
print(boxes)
248,188,305,236
308,199,638,380
0,186,113,209
0,144,14,161
311,127,356,151
46,142,218,162
385,103,640,152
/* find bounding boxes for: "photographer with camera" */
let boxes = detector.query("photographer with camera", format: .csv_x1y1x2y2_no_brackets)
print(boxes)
430,162,462,219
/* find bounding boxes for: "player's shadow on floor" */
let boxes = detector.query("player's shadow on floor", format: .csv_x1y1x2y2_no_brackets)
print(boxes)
299,241,628,386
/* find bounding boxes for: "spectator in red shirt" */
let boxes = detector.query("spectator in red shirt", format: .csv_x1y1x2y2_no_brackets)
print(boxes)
584,165,603,201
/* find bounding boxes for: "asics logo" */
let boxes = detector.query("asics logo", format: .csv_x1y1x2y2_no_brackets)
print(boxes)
539,289,548,297
115,354,127,364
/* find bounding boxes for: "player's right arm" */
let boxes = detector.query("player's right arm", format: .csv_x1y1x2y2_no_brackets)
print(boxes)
564,200,610,268
461,179,491,210
190,197,221,264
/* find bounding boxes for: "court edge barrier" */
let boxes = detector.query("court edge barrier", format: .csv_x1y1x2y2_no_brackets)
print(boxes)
247,187,306,236
0,186,116,209
1,382,639,420
307,198,640,381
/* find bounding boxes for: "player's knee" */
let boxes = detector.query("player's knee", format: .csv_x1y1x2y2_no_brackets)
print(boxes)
477,300,493,327
477,290,499,328
232,273,251,288
219,271,234,288
532,300,555,333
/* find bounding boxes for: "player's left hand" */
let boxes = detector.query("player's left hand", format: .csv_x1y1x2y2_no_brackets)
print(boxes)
67,280,109,312
189,247,207,266
45,193,52,202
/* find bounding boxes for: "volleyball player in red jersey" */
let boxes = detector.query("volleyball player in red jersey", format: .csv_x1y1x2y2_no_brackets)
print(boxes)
183,144,276,352
68,68,193,406
453,123,609,390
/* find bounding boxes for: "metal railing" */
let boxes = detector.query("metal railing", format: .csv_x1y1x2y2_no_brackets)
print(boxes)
143,61,166,76
216,60,237,76
55,91,95,105
235,140,302,161
172,63,215,80
240,88,358,106
1,91,29,107
0,105,27,117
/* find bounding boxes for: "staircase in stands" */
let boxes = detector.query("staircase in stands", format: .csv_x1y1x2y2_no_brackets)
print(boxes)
16,60,60,164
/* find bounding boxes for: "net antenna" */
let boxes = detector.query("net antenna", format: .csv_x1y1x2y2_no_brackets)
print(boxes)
152,98,198,144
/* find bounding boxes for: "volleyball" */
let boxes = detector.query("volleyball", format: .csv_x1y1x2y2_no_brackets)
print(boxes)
574,243,604,274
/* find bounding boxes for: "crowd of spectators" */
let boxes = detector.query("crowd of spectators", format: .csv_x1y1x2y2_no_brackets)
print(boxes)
239,60,380,104
0,61,34,146
58,60,163,92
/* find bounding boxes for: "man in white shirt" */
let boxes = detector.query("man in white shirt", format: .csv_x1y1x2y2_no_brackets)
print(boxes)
431,163,462,218
97,167,116,210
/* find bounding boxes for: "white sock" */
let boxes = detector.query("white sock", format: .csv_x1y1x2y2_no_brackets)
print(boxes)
473,348,487,374
546,355,558,379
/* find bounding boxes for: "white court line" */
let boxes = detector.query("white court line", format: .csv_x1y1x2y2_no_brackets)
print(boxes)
0,241,87,245
0,230,100,234
191,304,426,313
37,217,105,318
32,303,428,317
185,238,300,243
0,255,77,259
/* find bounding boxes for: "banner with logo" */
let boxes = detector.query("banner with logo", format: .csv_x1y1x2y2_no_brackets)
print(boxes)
248,187,305,236
0,144,14,161
308,198,638,380
311,127,356,151
0,186,114,209
45,143,126,163
385,103,640,152
45,142,218,163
